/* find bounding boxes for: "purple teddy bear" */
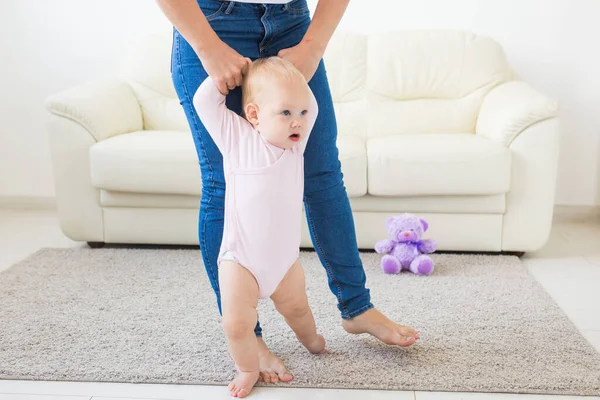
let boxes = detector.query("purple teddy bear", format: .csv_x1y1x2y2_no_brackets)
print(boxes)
375,213,437,275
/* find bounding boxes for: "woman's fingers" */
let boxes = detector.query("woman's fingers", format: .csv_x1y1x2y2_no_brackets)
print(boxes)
214,78,230,95
200,40,253,95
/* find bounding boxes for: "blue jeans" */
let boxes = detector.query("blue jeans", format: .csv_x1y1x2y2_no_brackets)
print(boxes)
171,0,373,337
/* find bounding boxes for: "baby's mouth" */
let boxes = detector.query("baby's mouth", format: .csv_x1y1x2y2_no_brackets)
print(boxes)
289,133,300,142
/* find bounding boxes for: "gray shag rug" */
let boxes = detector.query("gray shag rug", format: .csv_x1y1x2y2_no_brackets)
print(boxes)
1,248,599,396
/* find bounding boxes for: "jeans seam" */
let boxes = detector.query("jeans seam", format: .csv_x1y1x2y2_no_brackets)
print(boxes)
259,9,275,55
345,303,374,319
175,34,220,297
205,2,227,21
305,201,348,317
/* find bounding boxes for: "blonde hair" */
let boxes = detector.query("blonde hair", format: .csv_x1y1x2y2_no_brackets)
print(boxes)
242,56,306,115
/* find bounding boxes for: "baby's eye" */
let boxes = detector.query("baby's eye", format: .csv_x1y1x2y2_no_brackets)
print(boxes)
301,110,308,116
281,110,291,116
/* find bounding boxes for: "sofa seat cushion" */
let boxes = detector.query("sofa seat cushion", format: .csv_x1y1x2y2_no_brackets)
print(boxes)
90,130,202,195
367,133,511,196
91,130,368,198
336,135,367,197
101,190,505,215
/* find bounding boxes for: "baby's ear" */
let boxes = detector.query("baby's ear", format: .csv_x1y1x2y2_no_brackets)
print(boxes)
244,103,259,126
420,218,429,232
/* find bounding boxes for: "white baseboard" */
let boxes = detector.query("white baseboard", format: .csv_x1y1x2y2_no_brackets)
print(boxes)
0,196,56,210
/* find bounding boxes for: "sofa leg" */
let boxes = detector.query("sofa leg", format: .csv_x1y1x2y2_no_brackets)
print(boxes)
87,241,106,249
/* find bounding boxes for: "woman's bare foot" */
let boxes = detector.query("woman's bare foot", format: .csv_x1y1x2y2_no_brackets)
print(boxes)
342,308,420,347
256,337,294,383
304,333,327,354
228,370,259,398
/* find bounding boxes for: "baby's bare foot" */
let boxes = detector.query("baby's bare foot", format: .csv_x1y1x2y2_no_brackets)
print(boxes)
305,334,327,354
228,370,259,398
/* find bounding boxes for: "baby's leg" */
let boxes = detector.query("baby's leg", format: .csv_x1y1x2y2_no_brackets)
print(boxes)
219,260,260,398
271,260,326,354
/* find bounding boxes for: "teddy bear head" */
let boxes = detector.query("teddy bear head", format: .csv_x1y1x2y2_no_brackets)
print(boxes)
386,213,429,243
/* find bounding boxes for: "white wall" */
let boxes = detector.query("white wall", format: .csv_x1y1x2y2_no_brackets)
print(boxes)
1,0,599,205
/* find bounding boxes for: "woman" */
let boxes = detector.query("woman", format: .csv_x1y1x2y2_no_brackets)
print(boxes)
156,0,420,384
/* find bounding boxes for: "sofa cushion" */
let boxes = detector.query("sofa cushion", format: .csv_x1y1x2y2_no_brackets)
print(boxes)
367,134,511,196
366,31,511,138
91,130,368,198
337,135,367,197
119,33,190,132
100,191,505,214
90,131,202,195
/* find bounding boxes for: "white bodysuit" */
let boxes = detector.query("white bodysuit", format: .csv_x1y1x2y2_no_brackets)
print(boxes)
193,78,318,299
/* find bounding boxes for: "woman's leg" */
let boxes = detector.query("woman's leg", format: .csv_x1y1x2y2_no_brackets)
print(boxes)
265,5,372,320
266,2,420,347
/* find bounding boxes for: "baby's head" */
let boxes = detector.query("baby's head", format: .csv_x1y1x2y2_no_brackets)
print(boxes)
242,57,311,149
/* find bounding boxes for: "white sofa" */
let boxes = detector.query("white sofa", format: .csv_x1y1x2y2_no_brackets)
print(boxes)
45,30,559,253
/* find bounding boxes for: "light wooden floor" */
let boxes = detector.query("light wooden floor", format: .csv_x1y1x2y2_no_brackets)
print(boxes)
1,207,599,400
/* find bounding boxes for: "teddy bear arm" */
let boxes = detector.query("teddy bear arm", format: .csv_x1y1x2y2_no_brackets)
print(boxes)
418,239,437,254
375,239,395,254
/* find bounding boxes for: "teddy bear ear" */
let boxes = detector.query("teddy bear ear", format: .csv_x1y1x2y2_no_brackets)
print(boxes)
420,218,429,232
386,216,397,231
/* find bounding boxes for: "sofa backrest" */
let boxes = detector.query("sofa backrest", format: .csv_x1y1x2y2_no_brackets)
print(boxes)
324,30,512,140
118,31,190,133
119,30,512,138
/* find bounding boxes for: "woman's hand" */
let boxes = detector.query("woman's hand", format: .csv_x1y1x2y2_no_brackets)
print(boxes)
278,40,323,82
198,37,252,95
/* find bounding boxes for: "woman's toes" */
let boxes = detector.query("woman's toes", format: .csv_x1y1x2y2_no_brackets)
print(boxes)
399,334,416,346
269,371,279,383
261,371,271,383
397,326,419,342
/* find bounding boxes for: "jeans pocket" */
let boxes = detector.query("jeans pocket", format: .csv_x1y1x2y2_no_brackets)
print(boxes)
198,0,227,21
284,0,309,15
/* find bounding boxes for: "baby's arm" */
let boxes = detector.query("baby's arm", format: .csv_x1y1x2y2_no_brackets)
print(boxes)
300,88,319,153
193,77,243,155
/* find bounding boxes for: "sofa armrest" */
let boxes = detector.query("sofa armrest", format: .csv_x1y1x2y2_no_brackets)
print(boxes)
45,79,143,142
476,81,558,146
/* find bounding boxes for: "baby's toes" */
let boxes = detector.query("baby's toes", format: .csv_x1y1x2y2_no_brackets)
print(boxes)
228,382,236,396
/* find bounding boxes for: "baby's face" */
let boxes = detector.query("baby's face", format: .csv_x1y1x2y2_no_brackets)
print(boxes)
254,78,311,149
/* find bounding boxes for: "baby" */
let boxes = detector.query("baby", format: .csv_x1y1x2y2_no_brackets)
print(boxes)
193,56,326,398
